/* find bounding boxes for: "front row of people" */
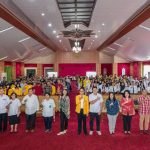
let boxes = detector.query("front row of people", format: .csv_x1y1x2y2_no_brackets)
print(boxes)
0,87,150,135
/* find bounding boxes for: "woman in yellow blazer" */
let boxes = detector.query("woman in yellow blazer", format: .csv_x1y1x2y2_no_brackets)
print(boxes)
75,87,89,135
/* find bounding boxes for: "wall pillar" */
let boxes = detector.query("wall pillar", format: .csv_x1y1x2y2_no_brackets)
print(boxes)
113,63,118,75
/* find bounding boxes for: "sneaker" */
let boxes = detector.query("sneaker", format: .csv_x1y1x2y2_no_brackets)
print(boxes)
89,131,93,135
45,129,50,133
127,131,131,134
64,130,67,134
25,130,29,133
57,131,65,136
31,129,35,133
97,131,102,135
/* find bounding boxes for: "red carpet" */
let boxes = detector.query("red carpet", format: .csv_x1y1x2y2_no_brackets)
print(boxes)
0,82,150,150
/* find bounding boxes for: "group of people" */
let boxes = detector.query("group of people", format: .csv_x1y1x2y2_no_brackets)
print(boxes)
77,75,150,94
0,75,150,136
76,87,150,135
0,76,71,96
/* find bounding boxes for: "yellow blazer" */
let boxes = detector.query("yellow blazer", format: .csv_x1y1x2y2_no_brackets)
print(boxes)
75,95,89,115
51,85,56,95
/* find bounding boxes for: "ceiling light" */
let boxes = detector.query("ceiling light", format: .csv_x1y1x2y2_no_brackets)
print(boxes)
98,30,101,33
53,30,56,34
39,47,47,51
0,27,14,34
114,42,123,47
18,37,31,42
108,47,116,50
12,58,19,62
139,25,150,31
0,56,8,61
41,13,45,16
56,35,59,38
48,23,52,27
93,40,94,42
59,40,62,43
102,23,105,26
72,40,81,53
95,35,98,38
75,24,79,29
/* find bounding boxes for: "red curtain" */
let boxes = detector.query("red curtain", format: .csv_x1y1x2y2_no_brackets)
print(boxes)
42,64,54,75
24,64,37,67
16,62,22,77
4,61,12,66
59,63,96,77
143,61,150,65
118,63,130,76
101,64,112,75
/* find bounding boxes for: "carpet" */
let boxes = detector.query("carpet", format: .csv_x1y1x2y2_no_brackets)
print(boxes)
0,82,150,150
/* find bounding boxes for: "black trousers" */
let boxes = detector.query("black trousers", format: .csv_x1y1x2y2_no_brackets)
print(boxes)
77,109,87,135
43,116,53,130
60,111,68,131
26,113,36,130
90,112,100,131
123,115,132,131
0,113,7,132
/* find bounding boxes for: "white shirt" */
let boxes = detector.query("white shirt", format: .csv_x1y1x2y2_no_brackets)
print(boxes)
80,98,84,109
8,98,21,116
133,85,138,94
0,94,10,114
22,94,39,115
147,86,150,93
42,99,55,117
89,93,103,113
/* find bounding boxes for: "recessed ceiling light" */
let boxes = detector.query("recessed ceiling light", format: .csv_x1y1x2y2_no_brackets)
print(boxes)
139,25,150,31
59,40,62,43
39,47,47,51
95,35,98,38
0,27,14,34
18,37,31,42
108,47,116,50
114,42,123,47
48,23,52,27
102,23,105,26
12,58,19,62
53,30,56,34
56,35,59,38
93,40,94,41
0,56,8,61
98,30,101,33
41,13,45,16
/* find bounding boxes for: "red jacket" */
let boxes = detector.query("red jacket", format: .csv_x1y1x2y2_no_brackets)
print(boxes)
120,98,135,116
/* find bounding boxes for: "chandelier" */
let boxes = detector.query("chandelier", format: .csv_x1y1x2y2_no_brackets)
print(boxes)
72,40,82,53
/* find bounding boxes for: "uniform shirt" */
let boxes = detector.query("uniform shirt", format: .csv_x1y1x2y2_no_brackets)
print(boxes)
42,99,55,117
8,98,21,116
0,94,10,114
22,94,39,115
89,93,103,113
